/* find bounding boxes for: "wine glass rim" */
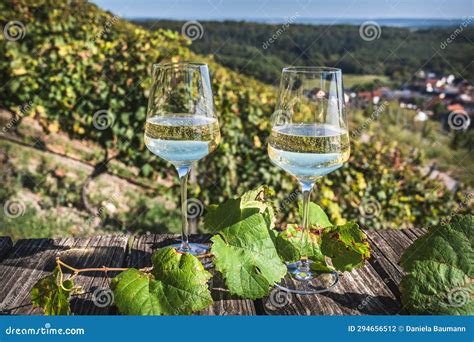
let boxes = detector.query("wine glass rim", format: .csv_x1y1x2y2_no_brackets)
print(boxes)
282,66,341,74
152,62,208,70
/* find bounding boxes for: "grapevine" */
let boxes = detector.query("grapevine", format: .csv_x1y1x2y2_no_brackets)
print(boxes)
31,186,371,315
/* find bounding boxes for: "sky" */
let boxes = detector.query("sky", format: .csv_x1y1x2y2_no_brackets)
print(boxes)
92,0,471,20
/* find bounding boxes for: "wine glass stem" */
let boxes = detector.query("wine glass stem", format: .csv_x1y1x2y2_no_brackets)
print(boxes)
177,165,191,250
300,180,315,272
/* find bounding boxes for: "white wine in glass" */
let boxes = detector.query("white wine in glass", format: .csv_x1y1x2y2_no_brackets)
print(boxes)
268,67,350,294
145,114,220,163
268,124,350,179
144,63,220,255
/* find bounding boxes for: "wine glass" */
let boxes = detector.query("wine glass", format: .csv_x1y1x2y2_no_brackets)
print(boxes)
144,62,220,255
268,67,350,294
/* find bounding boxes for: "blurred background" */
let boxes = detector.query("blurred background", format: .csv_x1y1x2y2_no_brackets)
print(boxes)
0,0,472,240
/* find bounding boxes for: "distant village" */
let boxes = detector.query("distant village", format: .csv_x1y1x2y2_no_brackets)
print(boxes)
349,70,473,131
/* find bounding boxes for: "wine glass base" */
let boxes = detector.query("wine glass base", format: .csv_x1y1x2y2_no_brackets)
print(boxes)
170,242,210,256
275,260,339,295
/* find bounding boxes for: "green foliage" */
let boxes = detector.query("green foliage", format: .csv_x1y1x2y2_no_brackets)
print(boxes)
31,267,74,315
321,222,371,271
204,185,274,231
207,186,369,297
400,260,474,315
211,213,287,299
0,139,178,239
31,186,373,315
0,0,189,176
120,197,181,234
342,74,390,89
273,201,371,272
144,20,474,83
0,206,82,241
399,215,474,315
274,203,330,266
321,139,467,229
111,247,213,315
299,201,332,228
0,0,467,237
274,225,328,269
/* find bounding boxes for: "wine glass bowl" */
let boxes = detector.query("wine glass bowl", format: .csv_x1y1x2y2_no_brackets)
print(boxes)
268,66,349,294
145,63,220,167
268,67,350,181
144,62,220,255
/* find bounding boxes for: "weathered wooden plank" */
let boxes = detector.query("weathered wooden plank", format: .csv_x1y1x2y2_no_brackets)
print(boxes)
65,235,129,315
373,229,426,265
0,229,425,316
0,238,63,314
127,234,256,315
261,261,401,315
375,229,414,255
365,230,405,300
400,228,426,241
409,228,427,238
261,229,428,316
0,235,129,315
399,229,418,242
0,237,13,262
364,229,427,302
368,229,426,263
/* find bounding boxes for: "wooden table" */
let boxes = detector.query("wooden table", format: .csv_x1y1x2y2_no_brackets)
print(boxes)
0,229,425,315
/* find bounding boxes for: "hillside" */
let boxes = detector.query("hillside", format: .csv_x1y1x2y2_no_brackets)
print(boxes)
137,19,474,85
0,0,470,240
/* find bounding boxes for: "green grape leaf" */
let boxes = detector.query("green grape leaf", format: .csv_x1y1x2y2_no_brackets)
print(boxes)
204,185,274,232
204,198,259,232
111,247,213,315
399,215,474,315
298,201,332,228
320,221,371,271
275,202,333,264
31,267,74,315
400,260,474,315
400,215,473,276
211,213,287,299
240,185,275,206
275,224,326,264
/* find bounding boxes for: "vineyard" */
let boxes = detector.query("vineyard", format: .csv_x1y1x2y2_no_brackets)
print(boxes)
0,0,471,240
